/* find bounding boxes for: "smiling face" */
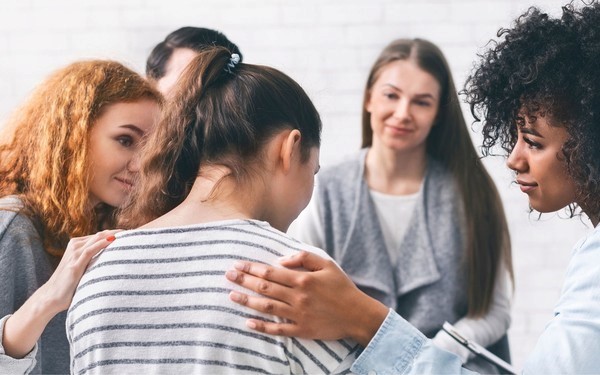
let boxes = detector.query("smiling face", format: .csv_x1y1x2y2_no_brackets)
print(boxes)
366,59,440,155
87,99,160,208
507,114,577,213
156,47,199,96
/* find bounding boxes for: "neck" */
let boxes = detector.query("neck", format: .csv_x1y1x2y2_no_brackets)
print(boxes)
142,165,263,229
365,142,427,195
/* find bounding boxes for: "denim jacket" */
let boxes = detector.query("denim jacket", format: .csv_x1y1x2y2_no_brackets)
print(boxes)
351,224,600,374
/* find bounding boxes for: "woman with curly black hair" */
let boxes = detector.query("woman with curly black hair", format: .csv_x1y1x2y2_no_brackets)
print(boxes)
224,1,600,373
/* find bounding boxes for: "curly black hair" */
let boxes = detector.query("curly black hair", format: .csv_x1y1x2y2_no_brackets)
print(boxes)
464,1,600,219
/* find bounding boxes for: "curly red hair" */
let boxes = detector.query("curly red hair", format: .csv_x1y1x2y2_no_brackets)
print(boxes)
0,60,162,256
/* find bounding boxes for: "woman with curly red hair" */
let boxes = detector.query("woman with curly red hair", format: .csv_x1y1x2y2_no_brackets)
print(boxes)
0,60,162,374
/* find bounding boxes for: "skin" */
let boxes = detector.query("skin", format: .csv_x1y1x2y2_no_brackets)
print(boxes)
3,99,160,359
88,99,161,208
226,252,389,347
225,111,595,347
365,59,440,196
155,48,199,96
507,115,578,214
142,130,320,234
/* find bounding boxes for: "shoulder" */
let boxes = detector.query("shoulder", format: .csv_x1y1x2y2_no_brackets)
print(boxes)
556,226,600,314
0,197,39,240
299,242,336,262
317,150,365,189
567,226,600,275
424,158,460,203
0,196,42,252
426,158,454,186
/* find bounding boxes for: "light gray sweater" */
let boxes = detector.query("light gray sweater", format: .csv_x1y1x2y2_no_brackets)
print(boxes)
0,196,68,374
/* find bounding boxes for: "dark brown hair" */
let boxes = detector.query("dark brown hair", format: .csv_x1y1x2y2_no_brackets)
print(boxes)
362,39,513,317
146,27,242,81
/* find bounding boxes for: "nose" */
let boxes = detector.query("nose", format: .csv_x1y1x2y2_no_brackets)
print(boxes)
127,154,141,173
393,99,411,122
506,141,527,173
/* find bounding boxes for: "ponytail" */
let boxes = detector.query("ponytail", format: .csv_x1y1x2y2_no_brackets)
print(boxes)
118,47,321,229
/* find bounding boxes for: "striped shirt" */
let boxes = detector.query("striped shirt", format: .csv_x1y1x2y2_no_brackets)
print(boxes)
67,219,358,374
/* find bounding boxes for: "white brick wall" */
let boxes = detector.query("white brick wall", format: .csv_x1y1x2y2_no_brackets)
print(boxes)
0,0,591,370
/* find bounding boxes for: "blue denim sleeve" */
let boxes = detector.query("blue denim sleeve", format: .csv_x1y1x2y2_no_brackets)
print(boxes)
351,309,474,375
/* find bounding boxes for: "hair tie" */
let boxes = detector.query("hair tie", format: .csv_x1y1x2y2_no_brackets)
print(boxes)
224,53,240,74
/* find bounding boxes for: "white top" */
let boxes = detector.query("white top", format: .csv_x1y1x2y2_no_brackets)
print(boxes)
288,185,512,363
369,189,419,266
67,219,357,374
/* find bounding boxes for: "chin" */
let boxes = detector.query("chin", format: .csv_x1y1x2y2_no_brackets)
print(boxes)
529,201,571,213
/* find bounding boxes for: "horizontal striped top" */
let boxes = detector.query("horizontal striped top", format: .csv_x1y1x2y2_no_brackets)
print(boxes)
67,219,358,374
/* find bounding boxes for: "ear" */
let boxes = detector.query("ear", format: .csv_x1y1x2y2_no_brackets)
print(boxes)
280,129,302,174
364,91,373,114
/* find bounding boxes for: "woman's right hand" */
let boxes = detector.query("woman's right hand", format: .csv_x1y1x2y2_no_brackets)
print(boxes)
2,230,119,359
37,229,121,313
225,251,389,347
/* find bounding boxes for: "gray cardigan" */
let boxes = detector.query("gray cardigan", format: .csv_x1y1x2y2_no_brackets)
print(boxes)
0,196,68,374
317,149,469,338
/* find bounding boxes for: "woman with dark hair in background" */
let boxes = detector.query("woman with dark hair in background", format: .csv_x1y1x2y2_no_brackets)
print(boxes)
146,26,242,95
0,61,162,373
286,38,513,372
227,2,600,373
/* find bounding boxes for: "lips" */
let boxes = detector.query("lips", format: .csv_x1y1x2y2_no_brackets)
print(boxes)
114,177,134,190
385,125,414,134
516,179,538,193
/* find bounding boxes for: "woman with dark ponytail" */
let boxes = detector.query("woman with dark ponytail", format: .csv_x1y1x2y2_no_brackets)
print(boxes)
67,47,358,374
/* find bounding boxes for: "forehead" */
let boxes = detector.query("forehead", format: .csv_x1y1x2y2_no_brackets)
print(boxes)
93,100,159,133
167,48,199,71
373,60,441,95
518,113,570,140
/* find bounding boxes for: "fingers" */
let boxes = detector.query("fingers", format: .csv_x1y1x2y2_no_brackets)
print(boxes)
70,230,120,267
278,251,331,271
245,319,300,337
230,261,300,287
81,229,121,247
229,291,294,318
225,269,296,303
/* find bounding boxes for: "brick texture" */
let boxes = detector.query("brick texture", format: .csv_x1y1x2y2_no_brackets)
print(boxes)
0,0,587,370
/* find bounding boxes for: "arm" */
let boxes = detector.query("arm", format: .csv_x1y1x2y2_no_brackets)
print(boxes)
2,230,119,359
432,262,512,362
226,251,388,346
226,251,475,374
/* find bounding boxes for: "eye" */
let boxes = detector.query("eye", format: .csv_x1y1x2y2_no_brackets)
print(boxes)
415,100,432,107
383,92,398,100
314,164,321,175
523,136,542,150
116,135,134,148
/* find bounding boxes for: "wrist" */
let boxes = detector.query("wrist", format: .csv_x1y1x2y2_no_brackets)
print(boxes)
3,289,56,359
29,284,64,318
349,291,389,347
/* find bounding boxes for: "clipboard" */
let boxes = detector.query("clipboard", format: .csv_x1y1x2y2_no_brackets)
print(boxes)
442,322,518,375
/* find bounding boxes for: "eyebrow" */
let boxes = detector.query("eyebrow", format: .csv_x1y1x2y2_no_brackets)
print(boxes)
519,126,544,138
382,83,436,99
120,124,145,136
